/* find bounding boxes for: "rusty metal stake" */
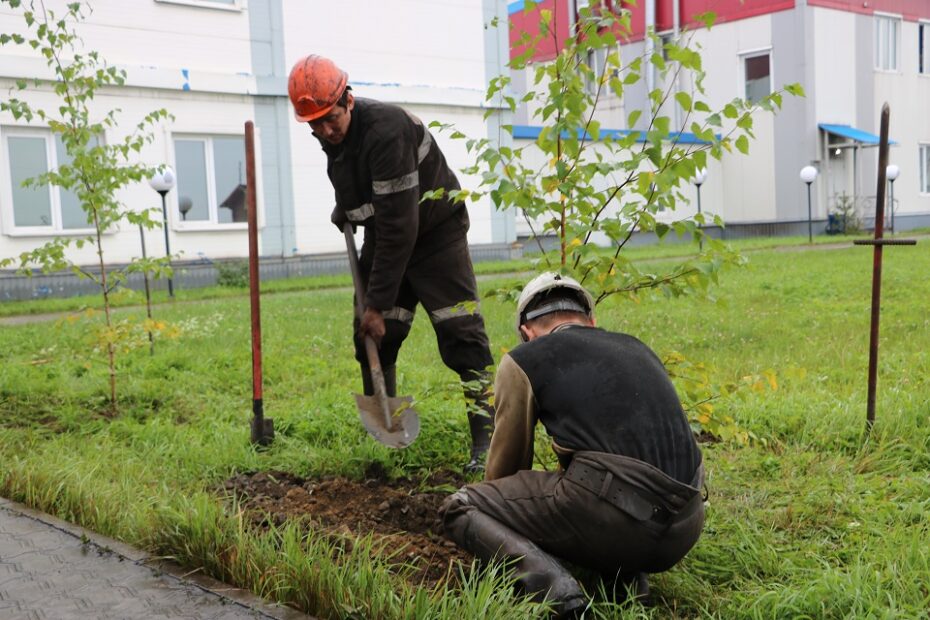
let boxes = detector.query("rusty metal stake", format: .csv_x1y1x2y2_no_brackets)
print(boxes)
246,121,274,446
853,103,917,436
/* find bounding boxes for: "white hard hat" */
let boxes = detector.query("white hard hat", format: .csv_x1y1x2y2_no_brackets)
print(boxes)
516,272,595,341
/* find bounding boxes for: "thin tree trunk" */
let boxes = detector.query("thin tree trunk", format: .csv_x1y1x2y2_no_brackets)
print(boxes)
92,207,117,413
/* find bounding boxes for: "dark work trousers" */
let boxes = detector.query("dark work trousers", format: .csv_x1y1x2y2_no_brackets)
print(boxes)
353,219,494,382
442,451,705,576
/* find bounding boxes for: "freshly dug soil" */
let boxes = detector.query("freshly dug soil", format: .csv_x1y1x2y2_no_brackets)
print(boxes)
220,466,474,588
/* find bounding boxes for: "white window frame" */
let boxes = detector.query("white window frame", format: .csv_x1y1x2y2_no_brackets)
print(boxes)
919,21,930,76
874,13,901,72
170,133,255,232
920,144,930,195
154,0,243,12
0,126,96,237
739,47,773,105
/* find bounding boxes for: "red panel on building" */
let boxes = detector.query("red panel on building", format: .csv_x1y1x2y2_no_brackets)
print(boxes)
509,0,572,63
809,0,930,21
510,0,929,62
664,0,795,32
510,0,797,62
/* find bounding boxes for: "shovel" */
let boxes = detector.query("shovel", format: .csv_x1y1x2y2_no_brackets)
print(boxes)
343,223,420,448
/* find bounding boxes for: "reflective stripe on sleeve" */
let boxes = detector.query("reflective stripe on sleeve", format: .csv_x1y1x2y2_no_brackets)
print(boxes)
429,301,482,324
345,203,374,222
372,170,419,195
383,307,415,325
417,130,432,163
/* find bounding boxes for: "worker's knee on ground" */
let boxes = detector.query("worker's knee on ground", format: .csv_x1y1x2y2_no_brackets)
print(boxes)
433,316,493,376
439,486,473,543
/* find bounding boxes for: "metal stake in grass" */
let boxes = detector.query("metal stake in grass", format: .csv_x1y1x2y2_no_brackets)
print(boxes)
245,121,274,446
853,103,917,436
138,224,155,356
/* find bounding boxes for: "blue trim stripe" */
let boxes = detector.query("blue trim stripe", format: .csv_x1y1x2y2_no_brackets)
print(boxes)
818,123,896,145
511,124,714,144
508,0,542,15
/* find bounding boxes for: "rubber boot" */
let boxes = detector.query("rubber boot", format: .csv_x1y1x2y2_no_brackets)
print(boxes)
361,365,396,398
448,507,586,618
462,373,494,472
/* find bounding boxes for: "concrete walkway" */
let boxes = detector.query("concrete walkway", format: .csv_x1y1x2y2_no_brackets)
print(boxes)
0,497,313,620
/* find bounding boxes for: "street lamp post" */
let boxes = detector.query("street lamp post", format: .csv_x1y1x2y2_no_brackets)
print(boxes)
692,168,707,251
886,164,900,233
149,167,176,297
799,165,818,243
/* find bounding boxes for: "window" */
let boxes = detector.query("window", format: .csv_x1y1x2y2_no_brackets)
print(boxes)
743,53,771,105
584,46,608,96
874,14,900,71
173,135,246,225
920,144,930,194
920,23,929,74
2,128,93,232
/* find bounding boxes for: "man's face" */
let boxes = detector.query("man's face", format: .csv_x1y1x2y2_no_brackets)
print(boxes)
309,93,354,145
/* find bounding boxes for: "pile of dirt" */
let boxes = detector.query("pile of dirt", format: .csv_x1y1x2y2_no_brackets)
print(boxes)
219,466,474,588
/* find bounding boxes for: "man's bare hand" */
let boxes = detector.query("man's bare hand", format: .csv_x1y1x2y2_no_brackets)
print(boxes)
360,307,386,346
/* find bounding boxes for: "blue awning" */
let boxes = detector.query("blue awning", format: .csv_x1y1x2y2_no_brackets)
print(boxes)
819,123,896,145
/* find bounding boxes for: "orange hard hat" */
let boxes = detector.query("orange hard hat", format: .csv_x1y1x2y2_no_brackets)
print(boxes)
287,55,349,122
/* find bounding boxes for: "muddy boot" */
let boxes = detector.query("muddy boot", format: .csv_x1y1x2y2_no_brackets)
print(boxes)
465,410,494,473
447,507,586,618
361,365,397,398
462,372,494,472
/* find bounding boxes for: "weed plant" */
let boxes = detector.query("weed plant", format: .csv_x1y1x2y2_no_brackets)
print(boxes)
1,242,929,618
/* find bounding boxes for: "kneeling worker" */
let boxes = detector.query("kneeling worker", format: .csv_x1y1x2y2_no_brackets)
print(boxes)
441,273,705,617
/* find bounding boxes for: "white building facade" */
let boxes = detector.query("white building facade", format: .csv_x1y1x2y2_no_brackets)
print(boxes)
508,0,930,239
0,0,515,295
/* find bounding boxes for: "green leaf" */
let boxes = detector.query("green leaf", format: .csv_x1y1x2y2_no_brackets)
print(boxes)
784,82,806,97
735,134,749,154
674,92,692,112
695,11,717,29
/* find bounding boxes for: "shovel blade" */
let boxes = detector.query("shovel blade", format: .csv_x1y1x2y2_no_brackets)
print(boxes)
354,394,420,449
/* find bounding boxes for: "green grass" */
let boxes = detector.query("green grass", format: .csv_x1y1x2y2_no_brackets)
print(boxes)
1,237,929,618
5,230,922,318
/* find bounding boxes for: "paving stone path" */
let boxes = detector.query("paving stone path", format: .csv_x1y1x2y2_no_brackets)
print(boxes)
0,498,313,620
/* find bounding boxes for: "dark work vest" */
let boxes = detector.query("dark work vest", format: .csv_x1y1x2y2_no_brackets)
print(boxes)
508,324,701,484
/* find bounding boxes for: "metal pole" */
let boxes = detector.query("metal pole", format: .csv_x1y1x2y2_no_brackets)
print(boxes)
159,190,174,298
863,104,890,434
852,104,917,439
696,184,703,251
139,224,155,355
246,120,273,446
806,182,813,243
889,180,895,233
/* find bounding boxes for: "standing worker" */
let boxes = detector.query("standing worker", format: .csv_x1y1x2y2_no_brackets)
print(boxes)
441,273,706,617
287,55,495,470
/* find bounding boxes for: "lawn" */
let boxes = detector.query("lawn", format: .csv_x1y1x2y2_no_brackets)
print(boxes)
1,239,928,618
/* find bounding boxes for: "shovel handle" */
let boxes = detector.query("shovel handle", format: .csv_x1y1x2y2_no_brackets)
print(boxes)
343,223,395,430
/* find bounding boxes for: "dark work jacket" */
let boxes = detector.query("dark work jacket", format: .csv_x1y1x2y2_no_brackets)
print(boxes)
319,97,467,311
506,325,702,484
